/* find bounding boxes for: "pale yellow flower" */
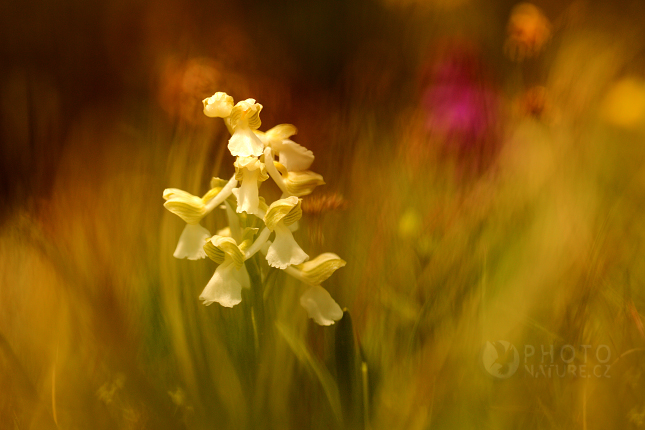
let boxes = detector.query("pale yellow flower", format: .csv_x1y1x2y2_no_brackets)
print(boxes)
300,285,343,326
227,99,264,157
200,235,250,307
263,196,308,269
202,92,234,118
163,178,236,259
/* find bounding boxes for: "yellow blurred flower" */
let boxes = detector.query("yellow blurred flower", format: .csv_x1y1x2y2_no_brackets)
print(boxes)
600,77,645,128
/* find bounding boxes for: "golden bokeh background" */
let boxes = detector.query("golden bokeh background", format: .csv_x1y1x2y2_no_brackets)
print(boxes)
2,0,645,428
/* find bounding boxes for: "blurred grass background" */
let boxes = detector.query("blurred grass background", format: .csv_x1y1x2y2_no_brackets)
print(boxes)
2,0,645,428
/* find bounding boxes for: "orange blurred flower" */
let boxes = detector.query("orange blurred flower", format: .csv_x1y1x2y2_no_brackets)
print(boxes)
504,3,552,61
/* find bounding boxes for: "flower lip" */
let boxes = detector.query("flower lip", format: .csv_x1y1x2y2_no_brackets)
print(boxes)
299,285,343,326
265,224,309,269
199,259,250,308
228,127,265,157
173,223,211,260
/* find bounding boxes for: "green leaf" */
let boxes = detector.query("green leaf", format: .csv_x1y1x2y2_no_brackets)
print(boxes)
275,322,342,425
335,309,364,427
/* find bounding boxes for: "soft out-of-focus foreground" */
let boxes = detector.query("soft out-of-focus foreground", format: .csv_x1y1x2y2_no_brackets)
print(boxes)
2,0,645,428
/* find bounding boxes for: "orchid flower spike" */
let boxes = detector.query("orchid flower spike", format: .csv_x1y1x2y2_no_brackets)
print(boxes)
263,196,308,269
167,89,347,325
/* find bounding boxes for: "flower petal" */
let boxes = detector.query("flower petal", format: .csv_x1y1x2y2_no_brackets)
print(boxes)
278,139,314,172
253,129,267,144
199,261,247,307
173,223,210,260
234,263,251,290
284,171,325,197
229,99,262,130
265,124,297,142
204,235,245,268
203,92,234,118
287,220,299,232
294,253,346,286
163,188,206,224
264,196,302,231
266,224,308,269
234,156,268,177
300,285,343,326
228,126,265,157
216,226,232,237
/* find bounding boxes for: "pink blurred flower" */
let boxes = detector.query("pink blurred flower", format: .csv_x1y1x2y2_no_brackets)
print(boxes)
420,42,498,147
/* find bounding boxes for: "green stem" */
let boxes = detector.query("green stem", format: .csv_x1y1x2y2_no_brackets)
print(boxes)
245,254,264,355
243,253,265,430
